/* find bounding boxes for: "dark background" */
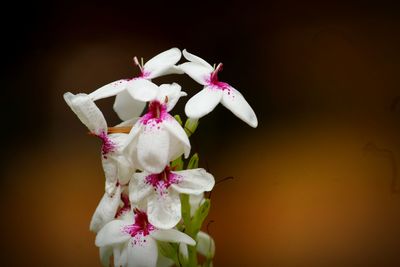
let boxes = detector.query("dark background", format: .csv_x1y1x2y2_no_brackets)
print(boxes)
2,1,400,266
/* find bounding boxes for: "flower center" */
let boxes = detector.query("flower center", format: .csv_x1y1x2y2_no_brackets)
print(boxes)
97,131,116,157
133,56,150,78
207,63,230,90
122,209,155,238
140,101,168,125
115,193,131,218
145,166,182,192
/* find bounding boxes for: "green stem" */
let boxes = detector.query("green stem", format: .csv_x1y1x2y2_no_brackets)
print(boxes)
180,194,197,267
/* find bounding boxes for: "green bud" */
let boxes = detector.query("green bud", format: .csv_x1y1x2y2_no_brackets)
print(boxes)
184,118,199,137
187,153,199,169
174,114,183,125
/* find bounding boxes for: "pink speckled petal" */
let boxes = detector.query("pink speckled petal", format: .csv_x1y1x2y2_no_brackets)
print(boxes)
90,185,122,233
127,236,158,267
129,172,153,204
184,87,223,119
144,47,182,79
126,78,159,102
95,219,130,247
151,229,196,246
89,79,128,101
64,92,108,134
163,116,191,158
221,86,258,128
113,90,146,121
137,127,170,173
182,49,213,70
171,168,215,195
147,191,181,229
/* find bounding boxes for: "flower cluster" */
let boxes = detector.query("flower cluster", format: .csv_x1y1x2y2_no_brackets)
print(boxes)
64,48,257,267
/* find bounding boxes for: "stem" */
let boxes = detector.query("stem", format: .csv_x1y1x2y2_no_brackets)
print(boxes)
180,194,197,267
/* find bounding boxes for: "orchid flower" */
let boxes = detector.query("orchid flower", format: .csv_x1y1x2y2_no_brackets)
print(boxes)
64,93,135,195
129,166,215,229
122,83,190,174
178,49,258,128
87,48,183,120
95,209,195,267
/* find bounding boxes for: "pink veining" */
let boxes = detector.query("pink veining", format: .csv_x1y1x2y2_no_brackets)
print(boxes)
140,101,169,125
206,63,231,91
121,209,155,245
145,166,182,194
97,131,116,157
115,193,131,218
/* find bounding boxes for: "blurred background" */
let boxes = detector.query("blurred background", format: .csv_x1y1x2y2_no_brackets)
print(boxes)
2,0,400,266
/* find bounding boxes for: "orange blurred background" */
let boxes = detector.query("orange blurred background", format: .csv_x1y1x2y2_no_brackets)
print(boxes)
2,1,400,266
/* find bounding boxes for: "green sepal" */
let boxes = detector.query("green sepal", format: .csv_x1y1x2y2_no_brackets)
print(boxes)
157,241,180,266
184,118,199,137
174,114,183,125
187,153,199,169
191,199,211,235
171,156,184,171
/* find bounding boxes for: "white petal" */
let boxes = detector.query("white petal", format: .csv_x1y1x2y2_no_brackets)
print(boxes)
147,192,181,229
101,157,118,194
90,186,122,233
137,126,170,173
189,193,205,217
182,49,213,70
159,65,184,76
114,90,146,121
178,62,211,85
127,236,158,267
157,253,175,267
179,243,189,260
130,172,153,204
89,79,128,101
95,219,131,247
196,231,215,258
114,245,128,267
184,87,223,119
221,86,258,128
171,169,215,195
116,118,139,127
144,47,182,79
126,78,159,102
122,122,142,164
151,229,196,246
63,92,107,134
157,83,186,111
163,116,191,158
99,246,113,267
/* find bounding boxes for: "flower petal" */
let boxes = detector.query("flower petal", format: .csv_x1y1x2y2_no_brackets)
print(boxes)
196,231,215,258
99,246,113,267
144,47,182,79
178,62,211,85
182,49,213,70
63,92,107,134
114,245,128,267
184,87,223,119
157,83,186,112
189,193,205,217
130,172,153,204
126,78,159,102
90,186,122,233
163,116,191,159
221,86,258,128
95,219,130,247
151,229,196,246
171,169,215,195
147,191,181,229
127,236,158,267
157,253,175,267
137,126,170,173
89,79,128,101
113,90,146,121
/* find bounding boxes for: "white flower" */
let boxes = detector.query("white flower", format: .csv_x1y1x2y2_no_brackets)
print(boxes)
95,209,195,267
179,49,258,128
87,48,183,121
90,185,132,233
64,93,135,195
179,231,215,261
129,166,215,229
122,83,190,174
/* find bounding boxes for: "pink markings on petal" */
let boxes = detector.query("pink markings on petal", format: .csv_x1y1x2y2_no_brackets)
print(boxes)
206,62,231,91
140,101,169,126
97,131,116,158
115,193,131,218
145,166,182,195
121,209,155,245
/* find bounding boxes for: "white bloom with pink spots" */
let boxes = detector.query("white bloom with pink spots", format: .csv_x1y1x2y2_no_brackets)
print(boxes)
122,83,190,174
129,166,214,229
179,49,258,128
88,48,183,121
95,209,195,267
